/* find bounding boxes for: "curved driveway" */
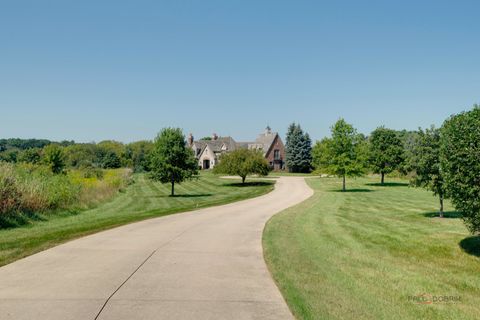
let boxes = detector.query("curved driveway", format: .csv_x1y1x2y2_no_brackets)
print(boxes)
0,177,313,320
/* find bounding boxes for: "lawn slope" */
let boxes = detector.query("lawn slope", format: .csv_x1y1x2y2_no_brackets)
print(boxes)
0,172,273,266
263,177,480,320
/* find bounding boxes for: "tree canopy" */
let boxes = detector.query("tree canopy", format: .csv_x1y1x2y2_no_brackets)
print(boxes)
148,128,198,196
313,119,366,191
409,126,446,217
42,144,66,174
213,148,270,183
369,127,404,184
440,105,480,232
285,123,312,173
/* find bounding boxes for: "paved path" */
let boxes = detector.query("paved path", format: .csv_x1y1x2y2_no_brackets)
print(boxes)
0,177,313,320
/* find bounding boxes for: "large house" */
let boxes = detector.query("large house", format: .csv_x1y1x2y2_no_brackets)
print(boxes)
187,127,286,170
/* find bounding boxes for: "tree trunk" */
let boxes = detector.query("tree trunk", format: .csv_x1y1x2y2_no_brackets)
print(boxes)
342,175,346,192
381,172,385,185
242,176,246,184
171,175,175,196
439,195,444,218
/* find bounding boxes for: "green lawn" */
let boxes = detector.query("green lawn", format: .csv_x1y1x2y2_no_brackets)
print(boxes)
263,177,480,320
0,172,274,267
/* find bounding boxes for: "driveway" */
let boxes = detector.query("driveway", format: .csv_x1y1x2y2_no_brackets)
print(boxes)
0,177,313,320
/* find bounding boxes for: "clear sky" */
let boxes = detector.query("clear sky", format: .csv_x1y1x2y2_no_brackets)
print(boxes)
1,0,479,143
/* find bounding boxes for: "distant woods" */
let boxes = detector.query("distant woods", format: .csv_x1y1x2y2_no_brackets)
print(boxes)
0,138,153,173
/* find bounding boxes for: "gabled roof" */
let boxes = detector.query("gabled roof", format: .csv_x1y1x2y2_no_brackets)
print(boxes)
197,136,237,157
246,129,279,155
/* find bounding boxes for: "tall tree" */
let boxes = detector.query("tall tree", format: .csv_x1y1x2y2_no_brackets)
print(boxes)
312,138,331,173
410,126,446,217
369,127,404,184
317,119,365,191
285,123,312,173
149,128,198,196
213,149,270,183
441,105,480,233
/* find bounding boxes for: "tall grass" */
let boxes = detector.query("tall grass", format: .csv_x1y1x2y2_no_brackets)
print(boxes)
0,162,131,228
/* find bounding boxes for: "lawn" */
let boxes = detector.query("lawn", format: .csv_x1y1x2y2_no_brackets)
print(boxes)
263,177,480,320
0,172,274,267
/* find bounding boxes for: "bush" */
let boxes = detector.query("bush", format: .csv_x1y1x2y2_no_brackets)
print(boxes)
0,162,132,228
0,163,22,215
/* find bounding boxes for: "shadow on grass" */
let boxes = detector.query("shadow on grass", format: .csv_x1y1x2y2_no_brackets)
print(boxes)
366,182,409,187
0,211,47,229
423,211,462,219
170,194,213,198
330,189,374,193
459,236,480,258
224,181,274,187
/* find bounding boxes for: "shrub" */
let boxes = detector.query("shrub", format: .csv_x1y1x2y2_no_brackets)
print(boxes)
0,162,132,228
42,144,66,174
0,163,22,215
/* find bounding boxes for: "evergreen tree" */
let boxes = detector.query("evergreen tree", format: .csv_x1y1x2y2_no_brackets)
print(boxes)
285,123,312,173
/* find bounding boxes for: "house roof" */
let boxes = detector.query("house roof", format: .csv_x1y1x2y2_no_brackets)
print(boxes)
191,128,281,159
251,132,277,152
198,136,237,154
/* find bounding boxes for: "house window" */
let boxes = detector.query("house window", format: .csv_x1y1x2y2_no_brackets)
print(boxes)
274,149,280,160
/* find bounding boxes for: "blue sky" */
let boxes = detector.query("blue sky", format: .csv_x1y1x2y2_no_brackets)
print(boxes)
1,0,479,143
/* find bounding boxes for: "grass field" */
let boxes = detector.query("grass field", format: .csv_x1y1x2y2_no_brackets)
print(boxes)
263,177,480,320
0,172,273,267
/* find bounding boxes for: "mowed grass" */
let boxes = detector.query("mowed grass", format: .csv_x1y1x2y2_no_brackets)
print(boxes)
263,177,480,320
0,172,274,267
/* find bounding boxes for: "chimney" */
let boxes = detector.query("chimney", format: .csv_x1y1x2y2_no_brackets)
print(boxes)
188,133,194,146
212,133,218,140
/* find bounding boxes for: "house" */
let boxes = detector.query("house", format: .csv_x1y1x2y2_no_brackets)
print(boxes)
247,126,286,170
187,127,286,170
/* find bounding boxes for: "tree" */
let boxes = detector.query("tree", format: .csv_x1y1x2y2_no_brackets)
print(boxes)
410,126,446,217
42,144,66,174
101,151,121,168
213,149,270,183
124,140,154,172
317,119,366,191
397,130,420,175
18,148,41,164
369,127,404,184
285,123,312,173
440,105,480,233
149,128,198,196
312,138,331,173
64,143,97,168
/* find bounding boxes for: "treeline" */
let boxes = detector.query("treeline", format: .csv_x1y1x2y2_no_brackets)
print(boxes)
285,104,480,235
0,139,153,173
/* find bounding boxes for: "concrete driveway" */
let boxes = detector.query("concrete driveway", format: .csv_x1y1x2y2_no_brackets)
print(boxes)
0,177,313,320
